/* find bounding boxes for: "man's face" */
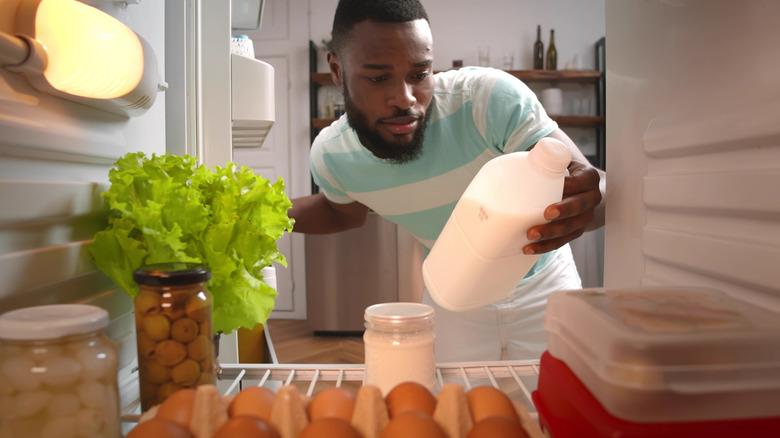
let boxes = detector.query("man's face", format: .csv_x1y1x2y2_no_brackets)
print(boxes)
329,19,435,163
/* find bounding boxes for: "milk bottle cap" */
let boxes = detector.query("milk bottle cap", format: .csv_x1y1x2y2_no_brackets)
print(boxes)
529,138,571,176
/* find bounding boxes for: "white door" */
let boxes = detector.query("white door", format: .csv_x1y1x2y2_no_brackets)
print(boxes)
604,0,780,312
233,0,311,319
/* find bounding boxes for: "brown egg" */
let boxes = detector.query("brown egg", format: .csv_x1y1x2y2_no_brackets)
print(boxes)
213,415,280,438
156,388,197,430
466,416,529,438
466,386,518,423
380,411,447,438
229,386,276,422
298,418,362,438
126,418,194,438
385,381,436,418
307,386,357,422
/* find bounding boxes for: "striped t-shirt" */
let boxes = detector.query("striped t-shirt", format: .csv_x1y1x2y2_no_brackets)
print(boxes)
310,67,559,274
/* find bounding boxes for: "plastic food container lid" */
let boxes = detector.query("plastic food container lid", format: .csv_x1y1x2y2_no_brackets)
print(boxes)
542,287,780,422
0,304,109,341
545,287,780,386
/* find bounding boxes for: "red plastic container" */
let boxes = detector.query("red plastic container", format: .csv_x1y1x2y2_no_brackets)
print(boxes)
532,351,780,438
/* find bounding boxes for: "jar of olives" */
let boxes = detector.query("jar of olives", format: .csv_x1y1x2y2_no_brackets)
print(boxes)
0,304,120,438
132,263,215,411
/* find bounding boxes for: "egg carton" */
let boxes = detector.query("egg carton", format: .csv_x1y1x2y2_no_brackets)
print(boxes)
120,360,540,424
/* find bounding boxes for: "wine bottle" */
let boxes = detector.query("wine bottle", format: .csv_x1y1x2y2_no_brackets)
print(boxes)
533,25,544,70
546,29,557,70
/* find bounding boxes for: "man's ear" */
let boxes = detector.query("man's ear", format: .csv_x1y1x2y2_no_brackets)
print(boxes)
327,51,343,87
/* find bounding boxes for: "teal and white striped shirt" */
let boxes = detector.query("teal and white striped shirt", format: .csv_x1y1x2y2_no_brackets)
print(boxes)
310,67,558,273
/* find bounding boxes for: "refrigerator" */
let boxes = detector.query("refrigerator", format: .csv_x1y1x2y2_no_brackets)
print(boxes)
603,0,780,314
1,0,780,435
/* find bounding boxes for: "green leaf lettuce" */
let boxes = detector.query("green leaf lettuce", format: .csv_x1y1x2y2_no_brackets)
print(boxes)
89,152,295,334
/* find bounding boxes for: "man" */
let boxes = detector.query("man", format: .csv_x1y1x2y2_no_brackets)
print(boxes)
290,0,605,361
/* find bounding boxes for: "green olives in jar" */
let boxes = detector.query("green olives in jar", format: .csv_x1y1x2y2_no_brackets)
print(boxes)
132,263,215,412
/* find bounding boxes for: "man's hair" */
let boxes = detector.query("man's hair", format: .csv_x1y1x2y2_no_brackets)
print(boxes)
331,0,430,55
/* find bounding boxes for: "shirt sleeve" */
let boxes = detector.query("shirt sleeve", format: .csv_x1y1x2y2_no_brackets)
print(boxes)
475,69,558,154
309,126,356,205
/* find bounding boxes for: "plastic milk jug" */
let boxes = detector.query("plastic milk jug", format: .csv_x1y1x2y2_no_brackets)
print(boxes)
422,137,571,311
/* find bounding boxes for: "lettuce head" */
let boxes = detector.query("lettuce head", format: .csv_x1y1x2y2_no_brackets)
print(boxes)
89,152,295,334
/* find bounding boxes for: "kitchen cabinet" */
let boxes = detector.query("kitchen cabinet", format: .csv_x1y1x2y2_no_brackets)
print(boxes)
309,38,606,169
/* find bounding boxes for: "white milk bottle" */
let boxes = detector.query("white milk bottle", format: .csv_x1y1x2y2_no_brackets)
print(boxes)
422,137,571,311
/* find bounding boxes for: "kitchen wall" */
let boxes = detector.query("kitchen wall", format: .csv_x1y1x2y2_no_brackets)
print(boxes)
309,0,606,73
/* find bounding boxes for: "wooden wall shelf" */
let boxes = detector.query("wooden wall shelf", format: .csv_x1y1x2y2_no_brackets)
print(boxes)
313,115,604,130
311,69,602,86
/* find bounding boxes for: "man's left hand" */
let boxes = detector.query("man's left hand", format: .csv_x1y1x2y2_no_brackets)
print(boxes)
523,161,603,255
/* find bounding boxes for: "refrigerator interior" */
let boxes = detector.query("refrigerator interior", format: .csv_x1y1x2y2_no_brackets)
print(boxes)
604,0,780,313
3,0,780,434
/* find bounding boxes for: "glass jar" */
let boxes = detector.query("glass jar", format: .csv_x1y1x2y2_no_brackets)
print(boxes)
132,263,215,411
0,304,120,438
363,303,436,396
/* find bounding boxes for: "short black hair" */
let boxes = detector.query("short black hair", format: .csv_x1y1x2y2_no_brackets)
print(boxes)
331,0,430,55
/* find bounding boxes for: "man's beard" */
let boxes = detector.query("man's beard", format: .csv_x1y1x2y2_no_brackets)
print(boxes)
343,84,431,164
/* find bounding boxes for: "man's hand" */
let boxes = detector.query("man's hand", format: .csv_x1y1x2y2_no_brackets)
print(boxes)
523,161,604,255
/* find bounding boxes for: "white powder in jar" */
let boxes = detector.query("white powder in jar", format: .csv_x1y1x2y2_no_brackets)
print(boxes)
363,303,436,396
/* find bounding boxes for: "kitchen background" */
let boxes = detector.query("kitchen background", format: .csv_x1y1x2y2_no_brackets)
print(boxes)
3,0,779,414
239,0,607,331
0,0,607,380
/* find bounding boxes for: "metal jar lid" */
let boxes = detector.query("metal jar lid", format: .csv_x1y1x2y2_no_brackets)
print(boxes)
0,304,109,341
133,263,211,287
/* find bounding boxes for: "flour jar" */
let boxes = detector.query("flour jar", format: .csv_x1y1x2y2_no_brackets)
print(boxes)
363,303,436,396
0,304,120,438
132,263,215,411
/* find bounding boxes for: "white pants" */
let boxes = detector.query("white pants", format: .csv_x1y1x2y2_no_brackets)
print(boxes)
422,244,582,362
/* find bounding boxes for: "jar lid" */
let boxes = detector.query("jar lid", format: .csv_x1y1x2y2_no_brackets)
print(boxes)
364,303,435,325
0,304,109,341
133,263,211,287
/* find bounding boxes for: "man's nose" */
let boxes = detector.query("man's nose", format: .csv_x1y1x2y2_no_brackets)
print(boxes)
388,81,417,109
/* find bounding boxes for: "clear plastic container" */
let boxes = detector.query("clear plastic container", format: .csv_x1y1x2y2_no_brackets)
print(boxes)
363,303,436,395
533,351,780,438
543,287,780,423
132,263,215,411
0,304,120,438
423,137,571,311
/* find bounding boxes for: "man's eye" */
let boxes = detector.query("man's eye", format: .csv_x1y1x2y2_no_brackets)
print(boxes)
367,75,386,83
413,71,430,80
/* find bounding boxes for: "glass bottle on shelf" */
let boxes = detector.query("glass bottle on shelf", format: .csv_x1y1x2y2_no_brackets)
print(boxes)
533,25,544,70
546,29,557,70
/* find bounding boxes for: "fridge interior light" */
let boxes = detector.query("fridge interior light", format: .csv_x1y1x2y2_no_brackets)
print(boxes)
0,0,160,117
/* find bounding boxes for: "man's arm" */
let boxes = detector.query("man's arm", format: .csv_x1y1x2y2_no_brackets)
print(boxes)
288,192,370,234
524,128,606,255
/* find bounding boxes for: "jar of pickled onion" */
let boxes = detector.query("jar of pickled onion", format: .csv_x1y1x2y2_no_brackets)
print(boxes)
0,304,120,438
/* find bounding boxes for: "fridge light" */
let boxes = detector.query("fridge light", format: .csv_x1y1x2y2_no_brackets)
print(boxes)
32,0,143,99
0,0,160,117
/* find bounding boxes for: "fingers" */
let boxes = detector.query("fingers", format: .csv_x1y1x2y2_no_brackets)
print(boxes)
524,163,601,254
524,214,590,255
545,164,602,221
523,228,585,255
